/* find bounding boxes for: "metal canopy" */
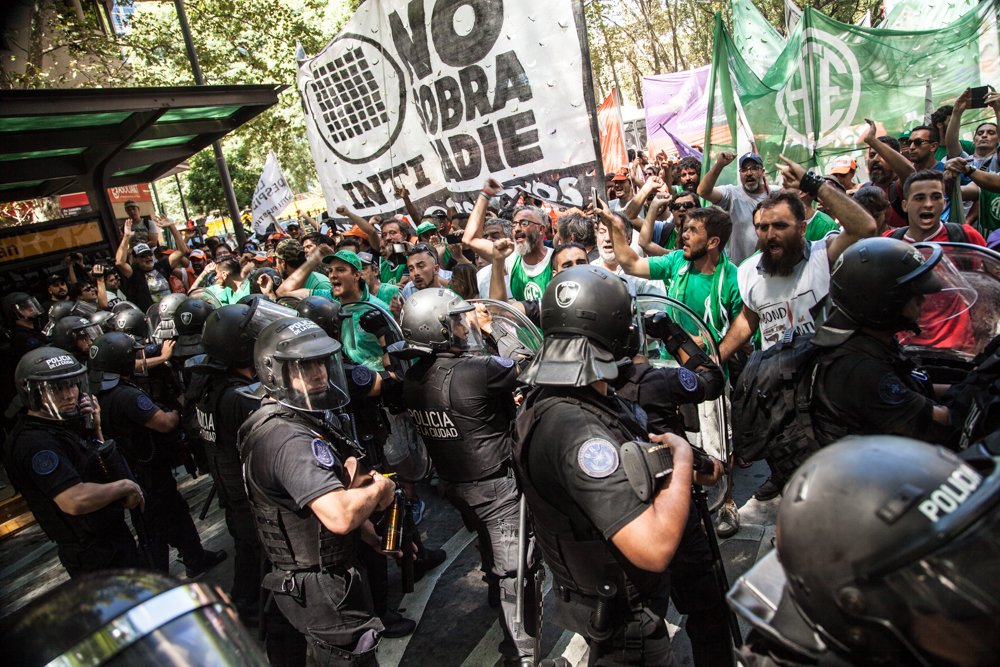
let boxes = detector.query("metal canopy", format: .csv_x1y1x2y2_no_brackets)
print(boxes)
0,85,284,204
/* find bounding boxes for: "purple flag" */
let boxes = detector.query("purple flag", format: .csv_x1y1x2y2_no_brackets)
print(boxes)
665,130,703,160
642,66,711,157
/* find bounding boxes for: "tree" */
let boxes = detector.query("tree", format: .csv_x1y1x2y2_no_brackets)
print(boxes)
184,143,258,215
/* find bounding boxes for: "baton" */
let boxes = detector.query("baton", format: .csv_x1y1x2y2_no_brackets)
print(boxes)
515,493,527,626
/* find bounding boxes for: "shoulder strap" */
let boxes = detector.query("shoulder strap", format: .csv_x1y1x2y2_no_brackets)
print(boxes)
889,227,907,240
943,223,969,243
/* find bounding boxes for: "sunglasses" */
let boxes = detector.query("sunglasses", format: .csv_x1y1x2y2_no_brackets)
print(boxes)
670,202,696,211
406,243,436,257
908,139,935,147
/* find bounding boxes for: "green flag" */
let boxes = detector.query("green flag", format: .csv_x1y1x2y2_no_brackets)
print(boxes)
731,0,785,80
706,1,1000,186
880,0,980,29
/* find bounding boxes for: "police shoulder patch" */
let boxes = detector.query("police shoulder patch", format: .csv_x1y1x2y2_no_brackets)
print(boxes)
491,355,515,369
312,438,336,469
878,374,908,406
677,367,699,393
32,450,59,476
351,364,374,387
577,438,619,479
136,394,156,412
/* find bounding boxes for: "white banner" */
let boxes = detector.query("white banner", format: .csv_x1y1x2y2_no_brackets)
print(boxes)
251,151,294,235
296,0,601,217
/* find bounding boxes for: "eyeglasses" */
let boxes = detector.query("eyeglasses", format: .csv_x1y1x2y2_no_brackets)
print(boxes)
908,139,935,147
512,219,541,228
739,164,763,173
670,202,696,211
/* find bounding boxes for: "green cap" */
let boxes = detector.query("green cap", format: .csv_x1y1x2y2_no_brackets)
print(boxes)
898,130,911,141
415,221,438,237
322,249,362,271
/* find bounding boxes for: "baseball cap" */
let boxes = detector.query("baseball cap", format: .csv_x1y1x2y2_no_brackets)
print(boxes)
133,243,153,256
415,221,438,237
322,249,362,271
189,249,206,259
611,167,630,182
341,225,369,239
124,200,139,209
275,238,305,262
828,156,857,175
739,152,764,169
422,206,448,219
286,221,300,229
252,252,271,263
47,274,67,285
898,130,912,142
357,251,375,266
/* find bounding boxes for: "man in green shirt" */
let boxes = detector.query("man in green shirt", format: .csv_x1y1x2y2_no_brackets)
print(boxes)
799,186,841,242
360,251,400,306
203,257,251,307
274,238,331,292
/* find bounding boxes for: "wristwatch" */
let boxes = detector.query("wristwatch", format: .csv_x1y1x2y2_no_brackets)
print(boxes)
965,163,977,176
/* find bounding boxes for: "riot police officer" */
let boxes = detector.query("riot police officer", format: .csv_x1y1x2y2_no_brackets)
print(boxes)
240,316,395,666
51,315,103,363
514,265,697,665
195,304,263,619
3,291,49,359
5,347,143,576
398,289,541,665
728,436,1000,667
89,331,226,575
810,237,957,446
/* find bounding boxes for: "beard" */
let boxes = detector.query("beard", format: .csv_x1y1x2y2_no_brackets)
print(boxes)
599,246,616,262
760,234,805,276
684,245,708,262
515,228,539,257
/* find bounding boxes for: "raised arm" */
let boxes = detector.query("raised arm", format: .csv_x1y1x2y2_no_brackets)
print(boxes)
862,118,914,183
116,220,134,279
946,89,971,159
623,175,662,225
697,152,735,204
337,205,381,251
463,177,504,260
395,184,422,227
604,203,651,278
638,198,671,257
488,239,524,313
277,243,331,296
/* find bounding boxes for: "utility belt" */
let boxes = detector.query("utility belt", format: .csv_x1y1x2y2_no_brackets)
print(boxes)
478,461,513,482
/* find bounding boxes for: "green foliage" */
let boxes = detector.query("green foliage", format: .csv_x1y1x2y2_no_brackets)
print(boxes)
184,144,259,215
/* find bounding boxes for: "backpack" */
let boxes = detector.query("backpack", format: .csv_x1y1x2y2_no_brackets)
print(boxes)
943,333,1000,450
730,330,826,478
888,223,969,243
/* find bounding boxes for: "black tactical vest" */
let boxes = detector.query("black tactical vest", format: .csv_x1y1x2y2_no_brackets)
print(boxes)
403,355,511,482
238,402,357,573
614,362,686,436
513,387,662,631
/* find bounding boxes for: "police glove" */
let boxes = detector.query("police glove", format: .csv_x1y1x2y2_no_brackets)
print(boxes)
359,309,392,340
643,310,681,341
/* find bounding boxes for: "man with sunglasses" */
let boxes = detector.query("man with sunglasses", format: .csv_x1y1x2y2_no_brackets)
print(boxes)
698,152,781,264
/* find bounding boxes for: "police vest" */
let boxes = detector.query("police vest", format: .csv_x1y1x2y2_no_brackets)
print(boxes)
513,387,661,633
238,403,358,573
403,355,511,482
196,373,254,451
614,362,686,437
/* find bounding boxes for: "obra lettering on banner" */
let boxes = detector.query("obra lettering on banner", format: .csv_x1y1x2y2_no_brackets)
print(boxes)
342,0,544,205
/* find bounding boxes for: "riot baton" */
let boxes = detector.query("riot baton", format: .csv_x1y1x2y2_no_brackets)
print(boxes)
692,481,744,647
93,439,156,569
515,493,527,627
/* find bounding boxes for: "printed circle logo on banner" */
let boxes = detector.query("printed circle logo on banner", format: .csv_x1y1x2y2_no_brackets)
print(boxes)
303,34,407,164
775,28,861,147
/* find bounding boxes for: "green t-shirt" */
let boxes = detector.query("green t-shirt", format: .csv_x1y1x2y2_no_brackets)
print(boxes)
805,210,839,242
376,282,400,305
304,271,331,292
647,250,743,343
203,280,252,307
310,286,390,371
978,187,1000,236
508,250,553,301
380,261,406,285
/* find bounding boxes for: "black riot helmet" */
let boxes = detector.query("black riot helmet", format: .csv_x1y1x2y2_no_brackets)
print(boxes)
295,295,343,340
87,331,138,391
399,288,483,355
815,238,974,346
42,299,96,335
730,436,1000,666
113,306,150,342
201,304,255,370
51,315,103,354
15,346,89,420
150,293,189,342
2,292,43,326
520,265,635,387
248,267,282,294
254,317,349,412
173,298,214,358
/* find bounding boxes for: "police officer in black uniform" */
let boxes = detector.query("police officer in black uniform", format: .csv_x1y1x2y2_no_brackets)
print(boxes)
240,316,395,666
195,304,262,619
514,265,702,665
5,347,143,576
728,435,1000,667
810,237,955,446
51,315,103,363
398,288,541,665
3,292,49,359
89,331,226,575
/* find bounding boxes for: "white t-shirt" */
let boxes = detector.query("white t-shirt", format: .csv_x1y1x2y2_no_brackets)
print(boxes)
717,183,781,265
476,264,512,299
737,240,830,351
590,258,667,297
399,267,453,299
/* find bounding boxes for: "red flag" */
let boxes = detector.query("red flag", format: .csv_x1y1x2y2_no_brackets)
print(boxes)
597,89,628,173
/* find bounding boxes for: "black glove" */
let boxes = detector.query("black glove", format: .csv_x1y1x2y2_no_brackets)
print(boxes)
359,309,391,339
643,310,676,341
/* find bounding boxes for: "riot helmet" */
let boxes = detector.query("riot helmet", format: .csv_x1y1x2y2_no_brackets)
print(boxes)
149,293,188,342
295,295,343,340
87,331,138,391
111,300,140,317
815,238,975,346
42,299,96,335
15,347,89,420
51,315,103,355
520,266,634,387
201,304,256,370
254,317,349,412
731,436,1000,666
399,288,483,355
173,298,214,357
113,306,150,343
248,267,282,294
2,292,43,326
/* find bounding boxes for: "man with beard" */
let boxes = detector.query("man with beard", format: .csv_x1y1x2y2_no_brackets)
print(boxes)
640,192,698,255
116,219,190,311
675,156,701,194
592,214,666,297
465,178,554,301
718,156,876,359
399,244,450,299
698,152,781,264
40,274,70,316
861,120,913,229
488,241,591,326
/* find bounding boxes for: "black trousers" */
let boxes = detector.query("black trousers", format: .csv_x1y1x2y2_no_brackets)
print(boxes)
134,461,205,571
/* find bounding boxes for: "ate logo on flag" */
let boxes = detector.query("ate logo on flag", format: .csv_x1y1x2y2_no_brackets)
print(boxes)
775,28,861,146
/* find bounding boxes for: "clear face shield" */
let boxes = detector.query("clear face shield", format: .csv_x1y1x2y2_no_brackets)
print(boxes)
31,373,89,420
245,300,299,339
14,296,43,321
448,308,485,353
279,354,350,412
897,246,978,353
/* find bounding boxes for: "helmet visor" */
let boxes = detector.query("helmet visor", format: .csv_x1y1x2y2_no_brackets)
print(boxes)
279,354,350,411
14,297,43,320
34,375,89,420
245,300,299,339
75,324,105,344
883,506,1000,643
449,311,484,353
898,249,978,353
